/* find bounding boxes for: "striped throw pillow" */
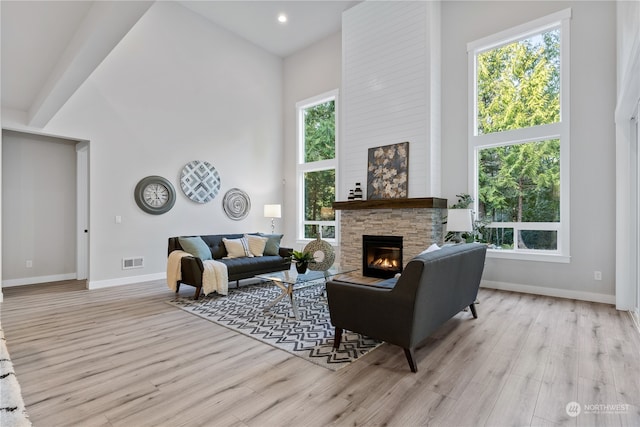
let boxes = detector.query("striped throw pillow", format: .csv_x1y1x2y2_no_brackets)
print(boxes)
222,237,254,258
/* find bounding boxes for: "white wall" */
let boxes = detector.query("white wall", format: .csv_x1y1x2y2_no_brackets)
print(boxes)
30,2,283,286
442,1,617,302
1,130,77,284
283,31,342,250
341,1,441,200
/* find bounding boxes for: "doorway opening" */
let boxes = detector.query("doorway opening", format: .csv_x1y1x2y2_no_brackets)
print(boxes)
1,129,89,289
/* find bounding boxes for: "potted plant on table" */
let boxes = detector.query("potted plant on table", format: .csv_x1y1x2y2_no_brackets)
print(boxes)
290,250,315,274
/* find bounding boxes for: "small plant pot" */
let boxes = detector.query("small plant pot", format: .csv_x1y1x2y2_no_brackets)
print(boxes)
295,262,308,274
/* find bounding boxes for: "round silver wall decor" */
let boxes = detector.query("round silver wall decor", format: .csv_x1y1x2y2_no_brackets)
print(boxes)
222,188,251,220
180,160,221,204
134,175,176,215
304,236,335,271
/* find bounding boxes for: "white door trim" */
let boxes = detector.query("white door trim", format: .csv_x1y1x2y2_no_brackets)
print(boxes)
76,142,89,282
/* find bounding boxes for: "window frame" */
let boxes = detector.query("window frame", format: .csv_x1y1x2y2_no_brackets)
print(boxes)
467,9,571,263
296,89,339,245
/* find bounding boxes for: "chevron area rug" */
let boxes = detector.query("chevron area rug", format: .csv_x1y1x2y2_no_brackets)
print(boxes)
0,326,32,427
167,281,381,371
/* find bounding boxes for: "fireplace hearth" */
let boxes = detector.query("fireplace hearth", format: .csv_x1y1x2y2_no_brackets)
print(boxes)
363,235,403,279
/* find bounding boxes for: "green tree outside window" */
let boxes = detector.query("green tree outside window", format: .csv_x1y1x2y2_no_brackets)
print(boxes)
301,100,336,239
475,29,561,250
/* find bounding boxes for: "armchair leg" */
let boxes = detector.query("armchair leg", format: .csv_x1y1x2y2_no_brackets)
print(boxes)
404,348,418,373
176,283,181,293
469,303,478,318
193,286,202,300
333,327,343,349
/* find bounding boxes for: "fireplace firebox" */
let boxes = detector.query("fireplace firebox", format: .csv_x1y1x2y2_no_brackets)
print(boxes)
362,235,403,279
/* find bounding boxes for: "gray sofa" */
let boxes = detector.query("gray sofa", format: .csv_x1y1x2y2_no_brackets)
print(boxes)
326,243,487,372
168,233,292,299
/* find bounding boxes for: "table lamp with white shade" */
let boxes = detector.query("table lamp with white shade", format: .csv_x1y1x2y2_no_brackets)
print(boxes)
446,209,473,243
264,204,281,234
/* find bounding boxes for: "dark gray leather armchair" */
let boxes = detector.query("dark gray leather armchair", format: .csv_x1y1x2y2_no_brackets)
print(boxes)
326,243,487,372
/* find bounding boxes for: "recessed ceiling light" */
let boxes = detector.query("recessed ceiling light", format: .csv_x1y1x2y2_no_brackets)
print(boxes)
277,13,287,23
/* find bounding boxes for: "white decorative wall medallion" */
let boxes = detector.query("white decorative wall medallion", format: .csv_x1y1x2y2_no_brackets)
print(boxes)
222,188,251,220
180,160,221,204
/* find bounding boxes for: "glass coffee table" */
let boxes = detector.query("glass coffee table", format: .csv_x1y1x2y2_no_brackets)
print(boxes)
257,266,356,320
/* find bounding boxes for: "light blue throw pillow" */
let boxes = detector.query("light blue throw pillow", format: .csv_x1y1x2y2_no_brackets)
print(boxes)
259,233,283,256
178,236,212,260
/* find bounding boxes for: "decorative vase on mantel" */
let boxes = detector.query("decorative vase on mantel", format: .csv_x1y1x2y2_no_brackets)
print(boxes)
354,182,363,200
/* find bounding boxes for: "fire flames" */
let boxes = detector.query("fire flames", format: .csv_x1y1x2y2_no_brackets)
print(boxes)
371,257,399,270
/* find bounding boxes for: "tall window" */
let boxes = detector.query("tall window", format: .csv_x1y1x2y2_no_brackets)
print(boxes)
468,9,571,261
296,90,338,241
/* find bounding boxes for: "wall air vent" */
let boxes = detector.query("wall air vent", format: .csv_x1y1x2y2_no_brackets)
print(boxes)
122,257,144,270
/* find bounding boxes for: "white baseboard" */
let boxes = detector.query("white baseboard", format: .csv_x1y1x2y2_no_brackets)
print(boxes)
2,273,77,287
481,280,616,305
88,272,165,290
0,272,166,293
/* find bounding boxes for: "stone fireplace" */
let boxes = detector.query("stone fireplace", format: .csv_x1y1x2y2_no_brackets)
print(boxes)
333,198,447,275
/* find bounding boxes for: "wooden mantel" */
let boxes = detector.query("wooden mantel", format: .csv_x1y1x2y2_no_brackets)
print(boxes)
333,197,447,210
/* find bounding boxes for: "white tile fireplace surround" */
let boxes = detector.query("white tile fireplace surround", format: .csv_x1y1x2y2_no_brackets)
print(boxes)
333,198,447,275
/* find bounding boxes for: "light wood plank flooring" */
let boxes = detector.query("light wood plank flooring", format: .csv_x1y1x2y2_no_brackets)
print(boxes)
1,280,639,427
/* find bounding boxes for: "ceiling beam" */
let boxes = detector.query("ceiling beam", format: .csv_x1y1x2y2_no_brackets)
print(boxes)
27,1,154,128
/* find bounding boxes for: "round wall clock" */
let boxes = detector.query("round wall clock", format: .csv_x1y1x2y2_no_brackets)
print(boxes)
134,175,176,215
180,160,221,204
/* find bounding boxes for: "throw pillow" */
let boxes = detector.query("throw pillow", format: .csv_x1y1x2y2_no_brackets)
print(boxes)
222,237,254,258
259,233,283,256
178,236,213,260
245,234,268,257
419,243,441,255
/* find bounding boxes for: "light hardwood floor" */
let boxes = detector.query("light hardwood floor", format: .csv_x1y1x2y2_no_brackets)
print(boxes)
1,280,639,427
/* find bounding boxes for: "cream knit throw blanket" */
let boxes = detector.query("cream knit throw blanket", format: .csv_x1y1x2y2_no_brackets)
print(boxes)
167,251,229,296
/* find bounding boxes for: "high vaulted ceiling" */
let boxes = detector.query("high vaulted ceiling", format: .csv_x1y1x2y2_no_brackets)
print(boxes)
1,0,358,128
179,1,358,57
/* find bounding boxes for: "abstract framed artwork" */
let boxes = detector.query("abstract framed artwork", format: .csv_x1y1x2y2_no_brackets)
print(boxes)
367,141,409,199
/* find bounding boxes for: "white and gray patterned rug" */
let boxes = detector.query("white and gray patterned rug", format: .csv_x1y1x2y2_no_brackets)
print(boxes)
1,326,32,427
167,281,381,370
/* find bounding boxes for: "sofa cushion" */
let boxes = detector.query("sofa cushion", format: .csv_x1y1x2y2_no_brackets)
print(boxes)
221,255,288,277
223,237,254,258
373,277,398,289
178,236,212,260
331,277,397,289
259,233,284,256
419,243,441,255
245,234,268,256
200,234,243,259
